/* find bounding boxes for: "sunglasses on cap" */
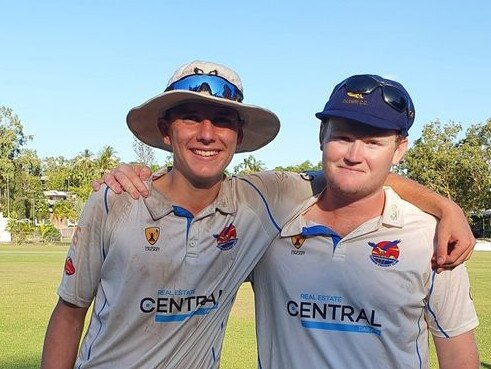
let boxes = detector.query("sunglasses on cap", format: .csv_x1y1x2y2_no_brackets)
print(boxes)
334,75,414,120
165,73,244,103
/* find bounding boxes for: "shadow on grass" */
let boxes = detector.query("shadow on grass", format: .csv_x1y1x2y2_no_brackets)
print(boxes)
481,362,491,369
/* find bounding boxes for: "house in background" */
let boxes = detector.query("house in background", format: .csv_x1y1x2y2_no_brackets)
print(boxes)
0,212,12,242
43,190,70,206
43,190,77,241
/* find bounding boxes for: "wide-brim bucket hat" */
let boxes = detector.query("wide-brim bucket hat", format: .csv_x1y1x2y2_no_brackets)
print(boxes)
127,60,280,153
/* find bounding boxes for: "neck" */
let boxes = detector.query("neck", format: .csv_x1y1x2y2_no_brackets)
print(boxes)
153,170,224,216
305,189,385,237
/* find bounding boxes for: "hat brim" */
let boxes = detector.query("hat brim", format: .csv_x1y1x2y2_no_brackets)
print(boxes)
127,90,280,153
315,110,404,133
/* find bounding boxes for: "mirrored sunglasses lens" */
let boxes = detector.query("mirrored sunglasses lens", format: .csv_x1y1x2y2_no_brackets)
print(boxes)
166,75,243,102
383,85,407,112
345,75,379,94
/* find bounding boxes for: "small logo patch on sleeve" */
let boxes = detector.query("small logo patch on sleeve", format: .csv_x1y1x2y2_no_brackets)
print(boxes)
64,257,76,275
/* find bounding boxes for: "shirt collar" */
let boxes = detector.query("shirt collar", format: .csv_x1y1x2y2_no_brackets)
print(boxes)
280,187,404,237
143,174,236,220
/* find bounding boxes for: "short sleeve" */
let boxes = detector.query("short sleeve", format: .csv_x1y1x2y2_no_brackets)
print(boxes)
57,189,108,307
425,264,479,338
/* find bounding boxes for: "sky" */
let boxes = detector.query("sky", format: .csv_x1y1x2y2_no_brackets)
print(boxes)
1,1,491,170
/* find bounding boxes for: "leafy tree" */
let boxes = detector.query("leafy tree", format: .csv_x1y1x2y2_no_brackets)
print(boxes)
395,119,491,215
43,156,72,191
10,149,43,220
37,223,61,243
72,149,95,185
0,107,32,160
133,137,156,168
233,155,265,174
95,145,120,177
157,154,173,172
274,160,322,173
0,107,32,216
7,213,35,244
52,199,78,224
68,149,97,202
0,166,14,217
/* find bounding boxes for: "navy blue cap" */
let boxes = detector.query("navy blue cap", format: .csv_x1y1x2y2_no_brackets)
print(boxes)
315,74,415,136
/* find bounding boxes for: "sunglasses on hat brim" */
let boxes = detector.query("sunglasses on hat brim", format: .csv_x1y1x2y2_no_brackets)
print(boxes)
165,74,244,103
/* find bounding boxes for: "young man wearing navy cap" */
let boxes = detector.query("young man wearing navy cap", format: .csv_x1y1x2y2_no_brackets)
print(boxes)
251,75,479,369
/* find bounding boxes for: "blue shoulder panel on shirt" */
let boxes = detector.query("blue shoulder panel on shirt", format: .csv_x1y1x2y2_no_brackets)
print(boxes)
104,186,110,214
237,177,281,232
427,271,450,338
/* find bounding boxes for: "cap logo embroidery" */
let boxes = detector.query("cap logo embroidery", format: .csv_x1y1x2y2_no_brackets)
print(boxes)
145,227,160,245
347,91,364,99
343,93,368,106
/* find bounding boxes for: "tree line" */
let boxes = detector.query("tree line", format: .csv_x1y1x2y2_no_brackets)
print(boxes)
1,106,490,241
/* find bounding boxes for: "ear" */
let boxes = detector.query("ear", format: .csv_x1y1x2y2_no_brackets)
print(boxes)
392,137,408,165
158,118,172,146
236,126,244,146
318,122,328,151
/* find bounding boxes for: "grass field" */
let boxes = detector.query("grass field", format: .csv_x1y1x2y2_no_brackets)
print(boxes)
0,244,489,368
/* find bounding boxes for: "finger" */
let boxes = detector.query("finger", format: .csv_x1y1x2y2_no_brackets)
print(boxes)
447,247,474,267
442,240,475,268
431,258,458,273
119,174,148,198
123,164,150,197
91,179,103,192
132,177,149,198
433,265,455,274
113,171,144,199
126,185,140,200
138,166,152,181
434,236,450,266
102,172,123,194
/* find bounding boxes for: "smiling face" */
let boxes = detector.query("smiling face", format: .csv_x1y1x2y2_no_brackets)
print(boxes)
320,117,407,201
160,102,243,188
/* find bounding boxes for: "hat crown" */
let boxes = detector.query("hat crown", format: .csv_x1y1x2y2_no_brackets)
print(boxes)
316,74,415,136
167,60,244,92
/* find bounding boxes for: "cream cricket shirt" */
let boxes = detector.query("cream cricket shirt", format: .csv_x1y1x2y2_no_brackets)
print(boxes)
57,171,324,369
251,187,478,369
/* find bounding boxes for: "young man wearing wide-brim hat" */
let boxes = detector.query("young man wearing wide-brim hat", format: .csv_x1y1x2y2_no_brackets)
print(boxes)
41,60,328,369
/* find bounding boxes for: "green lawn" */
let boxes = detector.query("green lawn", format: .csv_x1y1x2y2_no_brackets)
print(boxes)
0,244,489,368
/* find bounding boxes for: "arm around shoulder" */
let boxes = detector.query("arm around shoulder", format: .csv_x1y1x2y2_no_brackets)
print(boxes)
41,298,89,369
433,330,479,369
385,173,475,268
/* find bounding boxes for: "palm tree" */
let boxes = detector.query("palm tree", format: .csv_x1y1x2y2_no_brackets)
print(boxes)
95,145,119,177
233,155,265,175
68,149,95,192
